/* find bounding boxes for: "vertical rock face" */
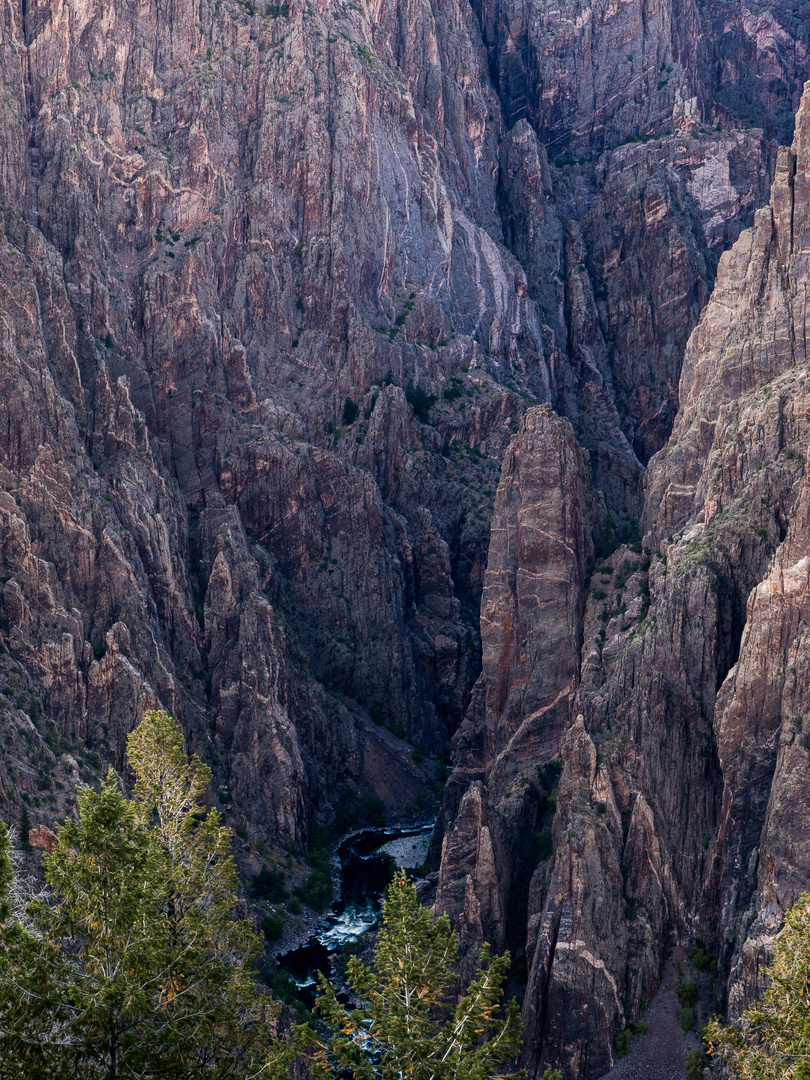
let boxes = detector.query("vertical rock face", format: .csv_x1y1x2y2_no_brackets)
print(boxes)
478,0,802,474
435,405,597,971
2,0,798,852
0,0,548,844
712,462,810,1015
1,0,810,1073
437,78,810,1078
653,82,810,1014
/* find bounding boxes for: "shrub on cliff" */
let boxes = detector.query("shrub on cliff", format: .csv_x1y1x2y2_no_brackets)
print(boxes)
684,1047,710,1079
406,381,436,424
17,804,32,853
706,892,810,1079
252,864,289,902
0,710,276,1080
269,870,522,1080
677,980,697,1008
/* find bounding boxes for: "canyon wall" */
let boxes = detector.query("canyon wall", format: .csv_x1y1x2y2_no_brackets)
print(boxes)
436,77,810,1080
0,0,546,844
0,0,809,1074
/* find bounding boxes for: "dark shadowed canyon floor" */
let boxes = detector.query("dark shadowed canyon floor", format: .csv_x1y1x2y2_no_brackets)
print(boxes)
603,958,702,1080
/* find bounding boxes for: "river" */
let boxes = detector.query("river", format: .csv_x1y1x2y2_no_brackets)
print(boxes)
277,822,434,1006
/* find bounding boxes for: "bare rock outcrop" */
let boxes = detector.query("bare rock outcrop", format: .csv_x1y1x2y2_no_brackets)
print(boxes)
438,76,810,1080
1,0,810,1072
28,825,58,853
435,405,598,974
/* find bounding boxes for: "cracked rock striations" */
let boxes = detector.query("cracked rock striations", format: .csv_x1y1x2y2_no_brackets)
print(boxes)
436,78,810,1079
0,0,809,1075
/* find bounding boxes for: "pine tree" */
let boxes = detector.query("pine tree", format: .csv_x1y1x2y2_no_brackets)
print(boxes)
30,771,164,1077
0,818,50,1079
0,711,276,1079
0,780,158,1079
0,819,11,923
0,817,36,1079
125,709,275,1078
18,802,32,853
705,891,810,1079
271,870,523,1080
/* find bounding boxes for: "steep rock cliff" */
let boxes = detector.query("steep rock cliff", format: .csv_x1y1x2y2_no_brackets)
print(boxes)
436,79,810,1078
0,0,544,845
478,0,807,473
434,404,598,973
1,2,810,1073
3,0,801,853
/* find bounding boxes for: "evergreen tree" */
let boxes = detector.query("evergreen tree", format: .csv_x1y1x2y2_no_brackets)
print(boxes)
0,817,22,1074
0,711,276,1079
705,892,810,1079
1,779,159,1079
126,709,275,1077
0,818,55,1079
18,802,32,853
271,870,523,1080
0,819,12,923
0,817,38,1079
30,772,164,1077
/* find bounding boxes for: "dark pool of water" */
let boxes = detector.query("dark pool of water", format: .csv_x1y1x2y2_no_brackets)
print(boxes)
277,822,433,1005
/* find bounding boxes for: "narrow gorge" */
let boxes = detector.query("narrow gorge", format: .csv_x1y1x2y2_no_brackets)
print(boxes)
0,0,809,1075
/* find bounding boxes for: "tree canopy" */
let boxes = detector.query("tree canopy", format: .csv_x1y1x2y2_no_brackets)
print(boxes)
0,710,275,1080
706,892,810,1080
270,870,524,1080
1,710,550,1080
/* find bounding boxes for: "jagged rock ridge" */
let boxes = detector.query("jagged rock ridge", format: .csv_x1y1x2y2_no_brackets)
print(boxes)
0,0,809,1073
436,77,810,1078
0,0,799,849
